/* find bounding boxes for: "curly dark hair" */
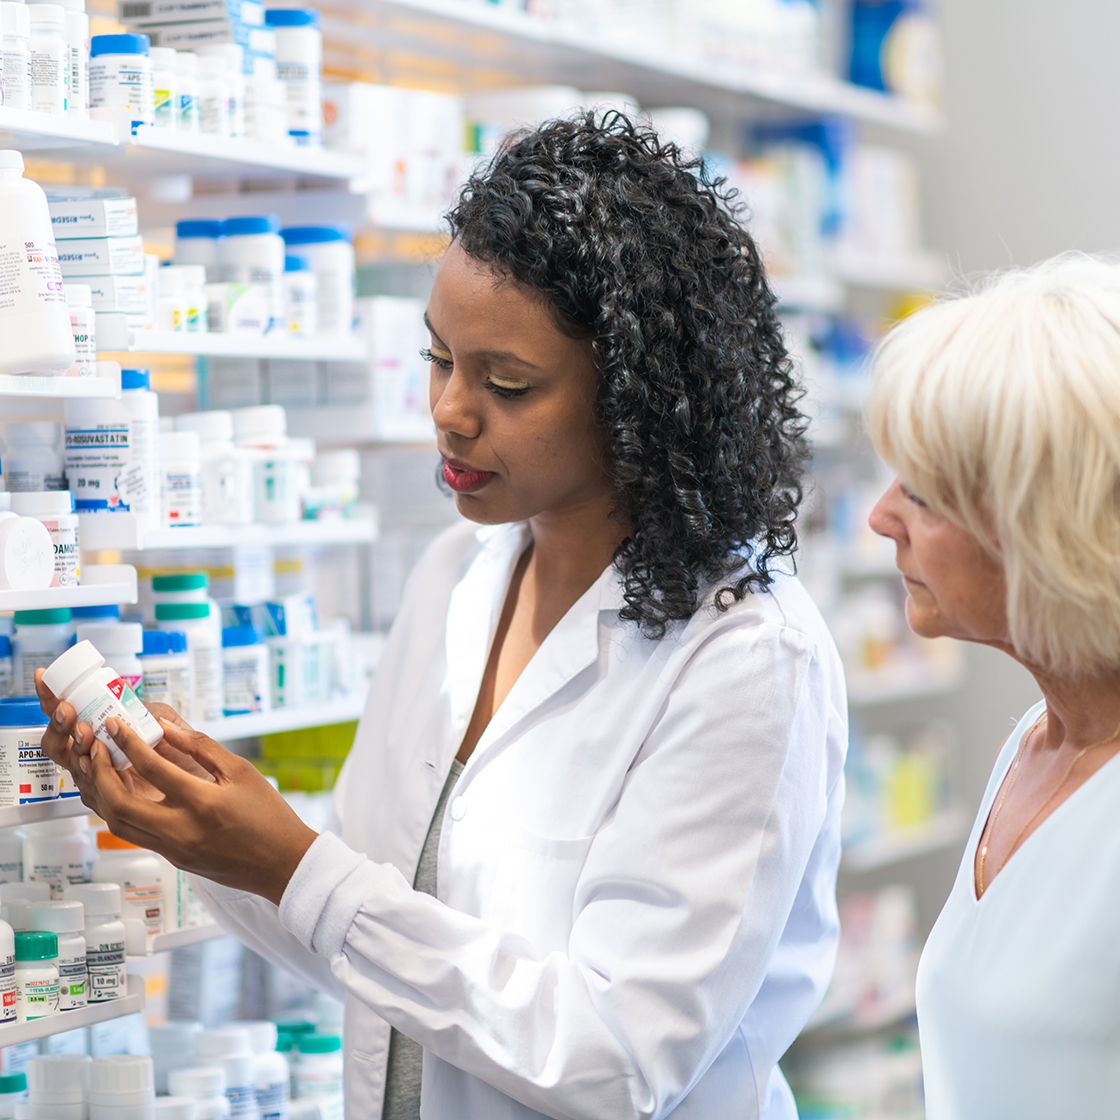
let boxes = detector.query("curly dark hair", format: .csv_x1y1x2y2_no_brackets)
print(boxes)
448,111,808,637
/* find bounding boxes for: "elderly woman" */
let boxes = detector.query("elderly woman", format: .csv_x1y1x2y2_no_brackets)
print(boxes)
865,255,1120,1119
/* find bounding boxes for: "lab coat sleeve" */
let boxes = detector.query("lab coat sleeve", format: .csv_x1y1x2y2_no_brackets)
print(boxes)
278,620,843,1120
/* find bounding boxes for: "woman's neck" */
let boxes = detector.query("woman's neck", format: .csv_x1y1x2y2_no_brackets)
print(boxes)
1027,665,1120,752
527,495,629,603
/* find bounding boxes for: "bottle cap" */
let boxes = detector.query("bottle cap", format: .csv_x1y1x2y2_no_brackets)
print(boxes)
297,1034,342,1055
193,1028,253,1059
121,368,151,391
64,284,92,308
275,1017,316,1037
90,32,150,57
221,625,263,649
148,1022,202,1052
281,225,350,245
28,5,65,29
152,572,209,593
0,1072,26,1094
1,881,51,904
0,151,25,174
176,220,222,240
155,603,210,621
167,1066,225,1097
226,1020,278,1055
141,630,188,656
28,1053,90,1104
231,405,286,441
5,421,60,445
223,215,280,237
71,604,120,620
96,830,146,852
76,622,143,655
155,1098,200,1119
40,639,105,698
264,7,318,27
88,1055,155,1105
13,608,72,626
9,490,75,516
28,900,84,935
175,410,234,443
149,46,177,68
15,931,58,961
284,255,307,272
23,816,87,838
64,881,122,917
0,697,49,728
0,636,10,657
159,431,201,461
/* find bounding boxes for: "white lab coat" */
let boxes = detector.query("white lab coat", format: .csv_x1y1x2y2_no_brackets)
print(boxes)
194,520,847,1120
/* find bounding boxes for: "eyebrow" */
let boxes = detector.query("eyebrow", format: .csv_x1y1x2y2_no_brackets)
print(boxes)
423,312,542,370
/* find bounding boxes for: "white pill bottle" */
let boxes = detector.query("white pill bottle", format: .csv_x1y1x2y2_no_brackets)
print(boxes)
89,32,153,132
264,8,321,145
0,914,15,1023
280,226,353,337
92,831,163,943
64,881,127,1003
27,900,87,1011
0,150,76,375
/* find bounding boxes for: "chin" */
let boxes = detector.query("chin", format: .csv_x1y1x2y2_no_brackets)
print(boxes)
904,599,947,639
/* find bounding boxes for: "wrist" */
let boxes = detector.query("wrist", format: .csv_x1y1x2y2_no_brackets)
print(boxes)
260,820,319,907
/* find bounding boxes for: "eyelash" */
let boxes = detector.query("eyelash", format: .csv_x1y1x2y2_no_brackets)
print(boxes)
419,348,531,399
901,485,928,509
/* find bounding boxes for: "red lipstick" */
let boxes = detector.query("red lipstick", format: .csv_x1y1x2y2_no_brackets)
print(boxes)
442,458,494,493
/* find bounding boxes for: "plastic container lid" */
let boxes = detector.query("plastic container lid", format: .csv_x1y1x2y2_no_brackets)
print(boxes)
155,603,210,622
227,1020,278,1055
65,284,92,308
297,1034,342,1055
311,448,360,486
176,410,234,442
160,431,202,461
222,625,263,649
231,405,286,441
10,490,75,517
152,572,209,593
264,7,319,27
29,1054,89,1104
14,608,72,626
64,881,122,917
176,220,223,240
97,830,148,852
149,46,177,68
0,636,10,657
28,901,85,935
0,881,50,901
167,1066,225,1097
284,255,307,272
28,5,66,29
0,1072,26,1094
194,1028,253,1059
0,151,25,173
88,1055,155,1105
41,639,104,698
90,32,150,57
72,605,121,623
0,698,49,727
121,368,151,391
5,421,60,445
141,630,188,656
23,817,86,838
155,1098,200,1119
281,225,350,245
15,931,58,961
223,215,280,237
76,622,143,655
275,1018,316,1037
149,1022,203,1052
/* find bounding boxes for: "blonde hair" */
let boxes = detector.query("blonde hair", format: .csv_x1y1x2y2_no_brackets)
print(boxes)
865,254,1120,678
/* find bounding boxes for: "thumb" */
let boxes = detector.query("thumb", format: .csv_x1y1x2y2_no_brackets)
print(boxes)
158,718,232,782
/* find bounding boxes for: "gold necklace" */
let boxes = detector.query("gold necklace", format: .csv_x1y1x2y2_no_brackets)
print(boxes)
977,710,1120,895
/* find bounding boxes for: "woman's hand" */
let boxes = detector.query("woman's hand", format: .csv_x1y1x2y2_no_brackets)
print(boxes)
34,672,318,906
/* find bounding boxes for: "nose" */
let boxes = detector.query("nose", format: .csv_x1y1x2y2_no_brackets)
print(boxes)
868,478,906,543
430,365,482,443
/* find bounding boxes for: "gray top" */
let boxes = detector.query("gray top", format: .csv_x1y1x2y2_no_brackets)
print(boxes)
382,759,465,1120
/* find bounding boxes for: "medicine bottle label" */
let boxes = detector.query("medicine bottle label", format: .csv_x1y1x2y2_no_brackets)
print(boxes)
1,41,32,111
18,652,55,698
86,940,126,1001
29,857,92,899
163,469,203,526
0,733,58,807
40,517,80,588
73,675,162,768
227,1084,258,1119
58,952,87,1010
256,1082,288,1120
0,955,15,1023
223,652,265,714
0,238,66,314
57,762,81,799
65,422,131,510
140,662,191,715
17,973,60,1020
31,50,67,115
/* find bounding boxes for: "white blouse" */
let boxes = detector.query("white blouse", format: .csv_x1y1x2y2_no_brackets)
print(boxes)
194,521,848,1120
917,699,1120,1119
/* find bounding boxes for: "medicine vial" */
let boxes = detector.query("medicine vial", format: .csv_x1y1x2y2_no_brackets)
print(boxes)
64,282,97,376
60,0,89,118
198,53,230,137
265,8,322,145
27,900,86,1010
221,626,269,715
88,1055,156,1120
0,513,54,592
156,1097,202,1119
176,50,200,133
1,3,32,111
0,698,56,808
199,42,244,138
64,881,126,1003
3,880,50,934
0,637,11,697
9,490,80,589
175,411,253,525
282,256,316,337
23,816,93,898
89,33,153,132
280,226,354,337
155,602,223,723
75,621,144,691
0,914,15,1023
193,1030,259,1120
150,45,178,129
167,1067,230,1120
0,150,76,375
93,831,163,942
29,3,68,116
14,931,59,1023
0,827,24,884
150,1022,202,1094
2,422,66,492
229,1021,289,1120
219,215,285,333
40,640,164,771
174,220,223,281
160,431,204,528
28,1053,91,1117
138,629,193,720
293,1035,343,1099
13,608,72,695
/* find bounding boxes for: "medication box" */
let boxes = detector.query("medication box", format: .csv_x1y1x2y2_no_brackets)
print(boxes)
147,19,274,54
49,198,139,239
85,275,150,315
119,0,263,25
57,236,145,278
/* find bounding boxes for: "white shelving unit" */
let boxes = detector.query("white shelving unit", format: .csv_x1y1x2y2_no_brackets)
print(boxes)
842,810,968,872
195,693,367,742
0,374,119,400
0,975,146,1049
127,921,225,957
0,565,138,613
0,798,88,831
104,331,369,363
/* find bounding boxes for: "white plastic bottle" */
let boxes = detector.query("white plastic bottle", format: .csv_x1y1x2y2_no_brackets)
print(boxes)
3,422,65,491
282,257,316,337
264,9,321,146
176,50,199,132
40,640,163,770
279,227,353,337
64,881,126,1003
138,630,192,720
218,216,284,332
0,515,54,592
23,817,92,898
154,853,202,932
149,1021,202,1094
10,491,80,589
193,1030,259,1120
231,405,301,523
27,900,86,1010
0,828,25,883
2,880,50,932
28,1054,90,1118
60,0,88,119
92,832,163,942
198,43,243,138
292,1036,342,1099
0,698,55,807
229,1022,288,1120
221,627,269,715
64,282,97,376
89,32,153,131
197,53,230,137
167,1068,230,1120
160,431,203,528
150,45,178,129
63,367,160,526
75,621,144,691
1,2,32,112
29,4,68,115
88,1055,156,1120
155,603,223,722
13,608,72,695
175,411,253,525
174,221,223,281
14,931,58,1023
0,151,75,375
157,1098,201,1119
0,638,11,699
0,914,15,1023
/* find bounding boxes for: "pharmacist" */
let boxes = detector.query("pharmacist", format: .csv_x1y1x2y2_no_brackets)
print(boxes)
37,115,846,1120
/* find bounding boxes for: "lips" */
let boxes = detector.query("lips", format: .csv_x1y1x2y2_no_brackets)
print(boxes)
442,458,495,493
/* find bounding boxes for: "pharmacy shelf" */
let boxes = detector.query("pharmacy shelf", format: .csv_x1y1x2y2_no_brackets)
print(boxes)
0,797,88,831
772,275,846,314
0,374,119,400
842,809,968,872
0,565,138,612
320,0,943,134
195,693,367,741
847,665,963,707
802,998,918,1039
0,106,115,154
79,514,377,552
126,920,225,957
829,252,948,292
0,974,145,1048
108,330,369,362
